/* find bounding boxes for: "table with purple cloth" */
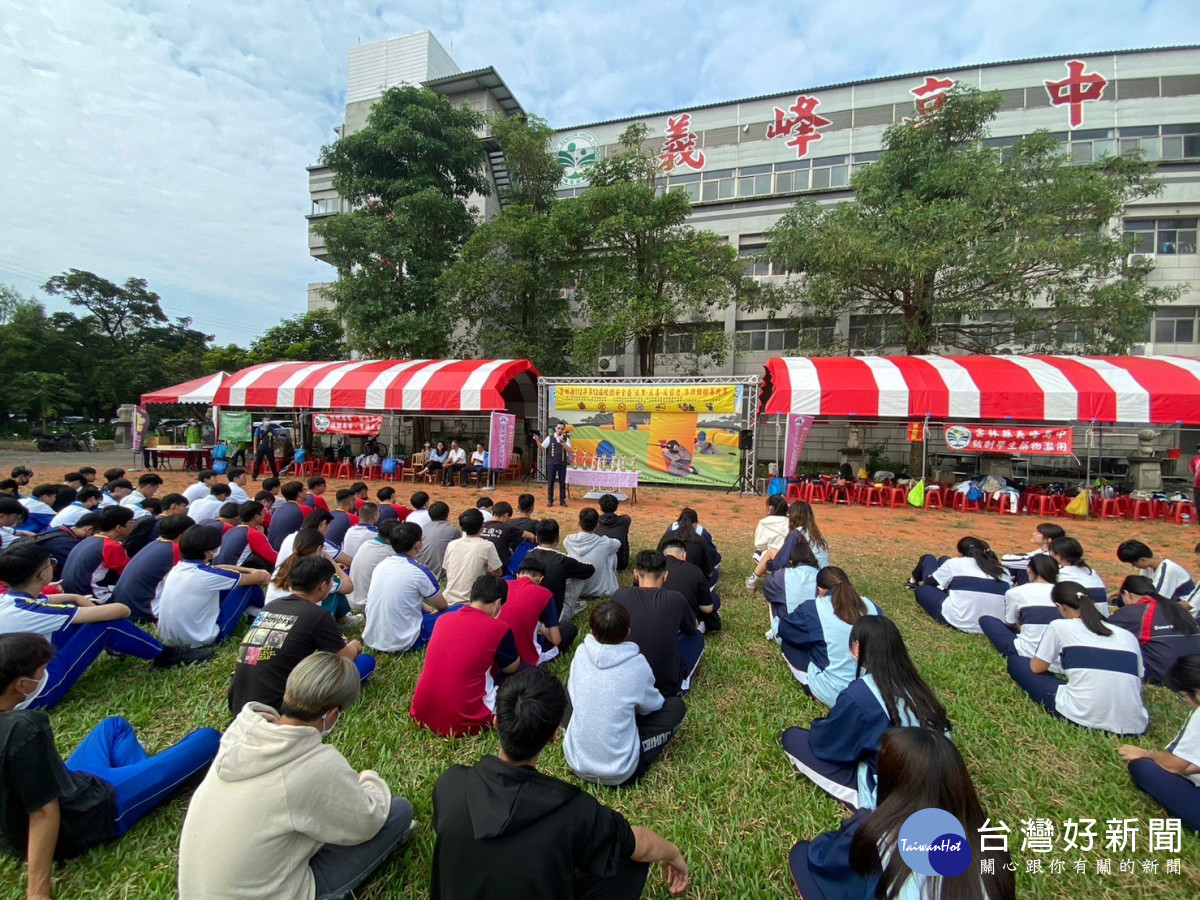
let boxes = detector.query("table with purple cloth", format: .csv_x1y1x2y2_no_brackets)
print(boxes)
564,468,640,504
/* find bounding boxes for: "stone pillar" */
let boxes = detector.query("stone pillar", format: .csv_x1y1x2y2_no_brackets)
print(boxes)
1127,428,1163,493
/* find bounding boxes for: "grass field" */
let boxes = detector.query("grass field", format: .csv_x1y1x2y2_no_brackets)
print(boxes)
3,480,1200,899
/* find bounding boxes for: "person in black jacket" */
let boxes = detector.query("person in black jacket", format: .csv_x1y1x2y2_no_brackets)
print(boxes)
30,515,99,580
525,519,595,623
595,493,632,572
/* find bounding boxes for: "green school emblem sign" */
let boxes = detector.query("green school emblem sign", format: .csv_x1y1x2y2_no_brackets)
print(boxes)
554,131,601,187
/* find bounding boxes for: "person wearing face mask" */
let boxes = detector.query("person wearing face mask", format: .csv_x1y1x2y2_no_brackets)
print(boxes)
179,652,414,899
0,633,220,899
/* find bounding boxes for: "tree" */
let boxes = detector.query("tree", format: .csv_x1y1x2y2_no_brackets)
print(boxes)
249,309,345,363
558,123,754,376
440,115,573,374
11,372,78,429
315,86,491,357
765,85,1175,356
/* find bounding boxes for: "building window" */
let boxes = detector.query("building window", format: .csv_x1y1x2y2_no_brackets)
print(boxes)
1145,307,1200,344
810,156,849,190
848,314,905,350
739,248,771,277
311,198,339,215
1124,219,1198,255
736,319,801,352
700,169,736,202
654,323,723,355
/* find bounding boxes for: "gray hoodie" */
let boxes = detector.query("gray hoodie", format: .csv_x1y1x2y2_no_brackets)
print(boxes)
564,531,621,601
563,635,663,785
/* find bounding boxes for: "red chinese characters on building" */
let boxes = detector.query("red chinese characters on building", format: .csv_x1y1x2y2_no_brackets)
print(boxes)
910,76,954,115
1044,60,1108,128
659,114,705,171
766,95,830,158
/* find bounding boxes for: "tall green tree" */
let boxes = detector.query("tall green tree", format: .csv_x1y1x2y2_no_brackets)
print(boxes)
249,308,345,363
440,115,572,374
765,85,1175,355
11,372,79,429
558,123,753,376
315,86,490,357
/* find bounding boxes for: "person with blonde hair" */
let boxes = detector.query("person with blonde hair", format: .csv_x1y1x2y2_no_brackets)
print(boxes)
180,652,414,899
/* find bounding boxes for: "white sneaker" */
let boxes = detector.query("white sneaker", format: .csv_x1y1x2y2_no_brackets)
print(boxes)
745,574,759,590
339,613,364,630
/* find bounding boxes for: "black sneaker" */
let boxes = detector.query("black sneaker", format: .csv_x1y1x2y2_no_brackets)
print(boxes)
153,646,215,669
904,578,918,591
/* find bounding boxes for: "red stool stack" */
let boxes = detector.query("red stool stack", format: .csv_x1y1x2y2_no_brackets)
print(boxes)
859,485,883,508
925,488,944,510
884,486,908,508
1024,493,1061,517
1128,499,1156,522
1168,500,1196,524
1096,496,1124,520
951,492,981,514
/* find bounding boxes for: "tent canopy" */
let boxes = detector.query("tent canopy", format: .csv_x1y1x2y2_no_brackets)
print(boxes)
211,359,540,417
761,355,1200,425
140,371,228,406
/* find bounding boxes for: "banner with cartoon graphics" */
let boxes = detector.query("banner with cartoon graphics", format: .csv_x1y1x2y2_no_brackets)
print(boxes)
943,424,1074,456
548,384,744,488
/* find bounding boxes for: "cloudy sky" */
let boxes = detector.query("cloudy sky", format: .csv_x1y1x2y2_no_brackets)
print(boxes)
1,0,1197,345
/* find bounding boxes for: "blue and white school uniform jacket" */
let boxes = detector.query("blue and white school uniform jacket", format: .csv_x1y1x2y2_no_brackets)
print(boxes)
1057,565,1111,615
1142,559,1196,603
1003,582,1062,659
1166,707,1200,788
767,528,830,573
1034,618,1149,734
929,557,1011,634
18,498,56,534
778,597,881,707
764,565,819,616
0,590,77,643
808,673,920,810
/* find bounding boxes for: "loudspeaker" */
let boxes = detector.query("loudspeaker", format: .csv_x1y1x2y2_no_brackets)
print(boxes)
739,429,754,450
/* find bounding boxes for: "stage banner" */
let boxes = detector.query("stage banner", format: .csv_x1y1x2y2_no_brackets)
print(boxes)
312,413,383,436
555,383,737,414
547,384,744,488
783,414,814,475
488,411,516,470
944,424,1074,456
219,411,253,442
131,407,148,453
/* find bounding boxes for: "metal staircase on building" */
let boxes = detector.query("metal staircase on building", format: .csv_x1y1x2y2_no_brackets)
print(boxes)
485,143,512,210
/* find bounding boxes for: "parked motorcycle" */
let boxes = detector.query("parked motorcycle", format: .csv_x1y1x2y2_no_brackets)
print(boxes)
32,429,87,452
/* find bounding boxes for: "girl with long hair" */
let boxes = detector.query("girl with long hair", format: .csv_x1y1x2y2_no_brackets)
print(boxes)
979,554,1061,659
1006,581,1149,735
781,616,952,810
1048,536,1109,614
748,501,830,590
911,536,1011,634
416,441,448,479
267,529,357,627
1108,575,1200,685
763,537,821,640
751,494,790,564
1119,653,1200,832
789,727,1015,900
778,567,881,706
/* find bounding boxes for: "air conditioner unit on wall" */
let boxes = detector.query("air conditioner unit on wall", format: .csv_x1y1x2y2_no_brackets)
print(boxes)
597,356,619,374
1129,253,1156,265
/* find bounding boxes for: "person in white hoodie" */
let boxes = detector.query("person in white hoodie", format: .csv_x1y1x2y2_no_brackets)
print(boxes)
178,652,414,900
563,508,621,605
563,600,687,787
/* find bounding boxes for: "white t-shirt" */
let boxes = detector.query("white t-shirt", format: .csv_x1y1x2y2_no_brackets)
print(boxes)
1167,707,1200,787
342,524,378,560
930,557,1012,634
50,502,92,529
446,447,466,465
1144,559,1195,602
1057,565,1110,616
1034,618,1148,734
121,491,152,520
227,483,250,504
363,556,441,652
183,482,212,504
348,538,394,610
406,509,431,530
157,561,240,647
266,534,342,604
442,535,501,605
470,450,486,466
188,496,225,523
1003,582,1060,658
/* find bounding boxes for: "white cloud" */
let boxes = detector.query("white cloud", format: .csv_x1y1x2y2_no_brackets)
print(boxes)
0,0,1196,343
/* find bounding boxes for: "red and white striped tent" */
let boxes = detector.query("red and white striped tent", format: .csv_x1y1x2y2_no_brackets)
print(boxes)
140,371,229,406
760,355,1200,425
211,359,540,417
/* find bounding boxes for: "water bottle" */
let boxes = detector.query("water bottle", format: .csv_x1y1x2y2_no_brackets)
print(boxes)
1184,513,1193,525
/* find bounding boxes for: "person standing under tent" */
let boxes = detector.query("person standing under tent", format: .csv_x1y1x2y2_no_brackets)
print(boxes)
538,423,573,508
252,420,279,480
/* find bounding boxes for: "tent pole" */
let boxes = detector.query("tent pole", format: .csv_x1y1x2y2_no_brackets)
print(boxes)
922,416,929,484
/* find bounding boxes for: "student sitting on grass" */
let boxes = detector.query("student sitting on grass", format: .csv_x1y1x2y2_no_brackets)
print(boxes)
362,522,450,654
979,554,1062,659
910,536,1012,634
778,567,880,706
1117,539,1196,602
60,506,135,603
18,484,60,534
180,653,414,900
595,492,631,572
325,490,359,549
0,633,221,900
156,526,270,651
432,666,689,898
763,537,821,640
1049,536,1109,613
781,616,951,810
613,551,702,697
563,600,686,787
228,556,374,714
751,494,790,567
1006,581,1149,736
1108,576,1200,686
266,529,360,629
497,556,577,666
564,507,622,601
29,512,98,580
1002,521,1066,581
662,540,721,633
1119,653,1200,833
747,500,830,590
409,575,520,736
788,727,1014,900
0,544,211,708
213,501,277,571
110,514,194,623
348,519,397,612
341,502,379,559
658,507,721,590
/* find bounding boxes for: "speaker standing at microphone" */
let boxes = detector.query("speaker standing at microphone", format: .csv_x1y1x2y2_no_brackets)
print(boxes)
537,422,573,508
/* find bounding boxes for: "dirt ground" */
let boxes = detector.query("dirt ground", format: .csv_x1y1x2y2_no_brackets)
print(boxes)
23,457,1200,586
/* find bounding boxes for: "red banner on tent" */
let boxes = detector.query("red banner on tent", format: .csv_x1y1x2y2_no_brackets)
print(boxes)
312,414,383,436
943,424,1074,456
